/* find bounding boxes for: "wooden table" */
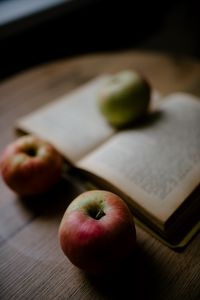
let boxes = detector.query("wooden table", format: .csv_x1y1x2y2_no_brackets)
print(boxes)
0,50,200,300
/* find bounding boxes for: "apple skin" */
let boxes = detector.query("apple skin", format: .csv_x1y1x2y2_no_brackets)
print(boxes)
59,190,136,274
0,135,63,195
98,70,151,128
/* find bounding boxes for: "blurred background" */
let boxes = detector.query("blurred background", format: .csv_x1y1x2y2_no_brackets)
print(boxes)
0,0,199,80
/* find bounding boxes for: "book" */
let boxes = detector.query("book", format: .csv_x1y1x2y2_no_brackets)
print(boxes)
16,76,200,248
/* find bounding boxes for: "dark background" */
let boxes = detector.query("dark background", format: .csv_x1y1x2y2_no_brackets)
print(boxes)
0,0,199,80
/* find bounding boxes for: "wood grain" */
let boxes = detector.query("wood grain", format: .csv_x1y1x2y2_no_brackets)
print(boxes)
0,50,200,300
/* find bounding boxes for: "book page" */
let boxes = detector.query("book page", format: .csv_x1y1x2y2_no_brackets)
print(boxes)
16,76,114,163
78,93,200,224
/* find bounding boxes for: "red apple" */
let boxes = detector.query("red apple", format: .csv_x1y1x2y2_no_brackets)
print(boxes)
0,135,63,195
59,190,136,274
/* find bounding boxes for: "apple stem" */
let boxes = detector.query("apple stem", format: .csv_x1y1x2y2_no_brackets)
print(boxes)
95,208,105,220
25,146,37,157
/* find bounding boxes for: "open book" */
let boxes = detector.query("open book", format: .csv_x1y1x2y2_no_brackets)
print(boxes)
16,76,200,248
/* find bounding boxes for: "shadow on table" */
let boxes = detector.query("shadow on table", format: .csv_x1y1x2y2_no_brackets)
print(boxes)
85,241,163,299
18,173,85,219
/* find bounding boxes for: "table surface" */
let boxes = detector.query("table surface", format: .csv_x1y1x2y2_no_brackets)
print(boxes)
0,50,200,300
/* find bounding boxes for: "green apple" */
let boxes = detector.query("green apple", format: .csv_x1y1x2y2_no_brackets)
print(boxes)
98,70,151,128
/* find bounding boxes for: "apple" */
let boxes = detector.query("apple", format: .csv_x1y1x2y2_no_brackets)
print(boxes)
59,190,136,274
98,70,151,128
0,135,63,195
